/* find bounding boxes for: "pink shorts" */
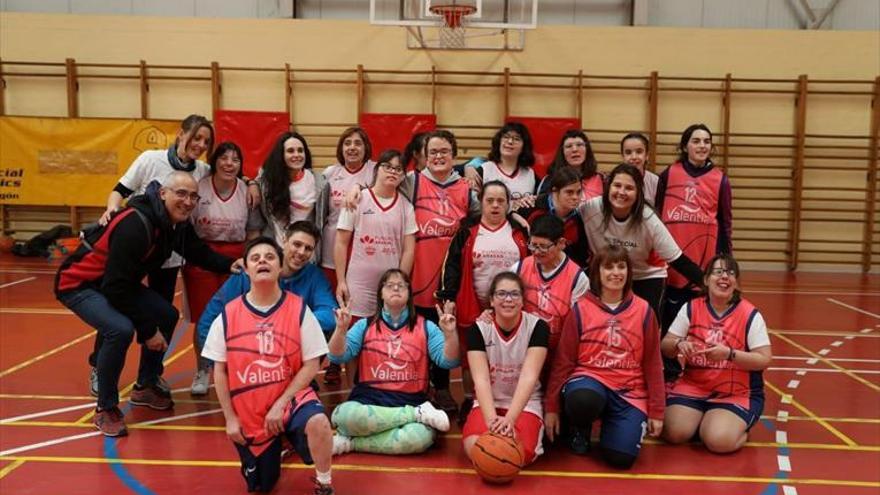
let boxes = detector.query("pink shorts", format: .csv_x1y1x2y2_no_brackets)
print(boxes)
461,407,544,465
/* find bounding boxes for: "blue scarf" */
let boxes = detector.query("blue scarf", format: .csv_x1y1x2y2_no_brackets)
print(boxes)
381,307,410,330
167,145,196,173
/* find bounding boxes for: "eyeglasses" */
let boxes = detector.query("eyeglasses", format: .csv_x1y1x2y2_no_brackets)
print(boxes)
380,163,405,174
427,148,453,157
709,268,737,277
528,242,556,253
501,134,523,143
383,282,409,291
492,290,522,301
171,189,201,202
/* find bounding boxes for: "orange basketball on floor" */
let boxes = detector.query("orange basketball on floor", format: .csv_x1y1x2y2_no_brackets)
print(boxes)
470,432,524,484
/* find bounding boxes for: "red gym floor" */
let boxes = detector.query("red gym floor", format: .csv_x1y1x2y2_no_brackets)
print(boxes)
1,253,878,494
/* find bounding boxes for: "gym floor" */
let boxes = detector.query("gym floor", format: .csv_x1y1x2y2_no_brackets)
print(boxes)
1,254,878,494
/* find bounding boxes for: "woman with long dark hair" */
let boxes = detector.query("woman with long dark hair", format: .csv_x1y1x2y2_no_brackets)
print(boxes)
254,131,316,245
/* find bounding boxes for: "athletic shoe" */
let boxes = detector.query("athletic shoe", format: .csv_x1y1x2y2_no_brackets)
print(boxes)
457,396,474,427
431,388,458,417
569,426,590,455
190,369,210,396
415,401,450,432
89,367,99,397
324,363,342,386
94,407,127,437
156,376,171,394
129,383,174,411
311,477,335,495
332,434,353,456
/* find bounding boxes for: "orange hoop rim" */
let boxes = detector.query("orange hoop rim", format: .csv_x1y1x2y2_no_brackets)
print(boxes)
429,4,477,29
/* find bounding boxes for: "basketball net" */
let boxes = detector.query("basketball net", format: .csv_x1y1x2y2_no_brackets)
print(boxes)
430,4,476,49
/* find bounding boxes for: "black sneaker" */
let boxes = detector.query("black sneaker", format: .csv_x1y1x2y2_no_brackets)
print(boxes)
311,477,334,495
569,426,590,455
130,383,174,411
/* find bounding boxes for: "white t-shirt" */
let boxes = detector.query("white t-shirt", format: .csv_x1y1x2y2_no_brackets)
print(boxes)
201,297,328,363
668,303,771,350
578,197,682,280
472,221,522,305
119,149,211,195
190,176,249,242
480,161,536,201
289,169,317,222
337,192,418,234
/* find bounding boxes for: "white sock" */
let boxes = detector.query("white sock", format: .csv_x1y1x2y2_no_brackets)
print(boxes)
315,468,332,485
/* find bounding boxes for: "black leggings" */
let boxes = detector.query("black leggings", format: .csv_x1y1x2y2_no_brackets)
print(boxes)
632,278,664,324
89,266,179,368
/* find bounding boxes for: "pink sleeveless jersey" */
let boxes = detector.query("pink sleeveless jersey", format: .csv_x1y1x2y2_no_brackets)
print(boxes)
224,293,319,456
346,190,412,317
474,312,544,417
191,176,249,242
412,172,470,308
661,163,723,288
320,162,376,268
518,256,583,351
357,316,429,394
570,293,653,414
669,298,762,408
581,175,604,201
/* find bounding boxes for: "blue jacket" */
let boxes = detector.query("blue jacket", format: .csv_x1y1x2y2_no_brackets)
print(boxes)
197,262,338,348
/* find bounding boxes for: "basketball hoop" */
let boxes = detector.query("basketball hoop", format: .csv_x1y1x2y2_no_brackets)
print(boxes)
429,3,477,49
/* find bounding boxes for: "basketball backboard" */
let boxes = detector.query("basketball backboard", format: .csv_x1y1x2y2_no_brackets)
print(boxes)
369,0,539,50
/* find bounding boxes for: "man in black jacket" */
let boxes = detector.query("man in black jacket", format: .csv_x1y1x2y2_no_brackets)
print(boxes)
55,171,239,436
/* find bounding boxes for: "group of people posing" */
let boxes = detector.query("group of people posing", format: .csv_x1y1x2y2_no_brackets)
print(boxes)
54,115,772,495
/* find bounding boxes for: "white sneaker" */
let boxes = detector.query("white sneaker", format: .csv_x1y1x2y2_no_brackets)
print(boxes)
332,434,353,456
190,369,210,396
89,367,99,397
415,401,450,432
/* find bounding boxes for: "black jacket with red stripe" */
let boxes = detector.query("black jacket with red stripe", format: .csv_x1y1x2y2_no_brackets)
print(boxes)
55,186,233,339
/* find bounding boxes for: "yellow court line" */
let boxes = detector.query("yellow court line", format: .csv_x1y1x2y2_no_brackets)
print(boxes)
0,455,878,488
765,380,858,447
771,331,880,393
74,344,195,425
4,393,880,425
0,332,94,378
0,459,26,479
0,307,73,315
3,420,879,453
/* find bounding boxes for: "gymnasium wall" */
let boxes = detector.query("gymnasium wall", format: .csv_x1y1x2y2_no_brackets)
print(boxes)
0,13,878,271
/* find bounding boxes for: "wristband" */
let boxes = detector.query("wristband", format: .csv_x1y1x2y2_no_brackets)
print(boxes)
727,347,736,361
247,179,258,186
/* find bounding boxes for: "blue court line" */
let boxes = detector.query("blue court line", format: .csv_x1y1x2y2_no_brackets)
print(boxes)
758,418,788,495
105,316,193,495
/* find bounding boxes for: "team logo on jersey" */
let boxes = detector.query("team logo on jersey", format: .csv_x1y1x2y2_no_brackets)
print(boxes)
666,185,711,223
234,327,289,385
601,319,628,360
368,334,420,383
196,217,211,226
360,235,376,255
419,216,457,237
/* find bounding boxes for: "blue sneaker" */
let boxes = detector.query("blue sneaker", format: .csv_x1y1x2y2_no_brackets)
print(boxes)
569,427,590,455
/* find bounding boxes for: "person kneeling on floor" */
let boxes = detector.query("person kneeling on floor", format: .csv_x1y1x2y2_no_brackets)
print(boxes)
202,237,335,494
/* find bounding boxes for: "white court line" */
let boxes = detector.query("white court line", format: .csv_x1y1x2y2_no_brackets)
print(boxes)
782,486,798,495
830,341,844,347
0,402,95,424
776,410,789,422
774,356,880,363
862,328,875,334
777,455,792,472
776,431,788,444
818,348,831,356
780,394,792,404
0,408,222,457
845,336,855,340
826,298,880,319
770,367,880,375
771,330,880,338
746,289,880,296
0,269,56,275
786,380,800,389
0,276,36,289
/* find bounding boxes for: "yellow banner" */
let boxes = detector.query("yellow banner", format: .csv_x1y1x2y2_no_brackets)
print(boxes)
0,116,180,206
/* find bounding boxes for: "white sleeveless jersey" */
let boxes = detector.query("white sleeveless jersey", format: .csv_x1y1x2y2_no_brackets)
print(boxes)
474,312,544,417
190,176,249,242
320,162,377,268
481,161,536,201
472,221,522,305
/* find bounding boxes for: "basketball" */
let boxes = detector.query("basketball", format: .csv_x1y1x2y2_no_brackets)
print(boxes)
471,432,524,484
0,235,14,254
